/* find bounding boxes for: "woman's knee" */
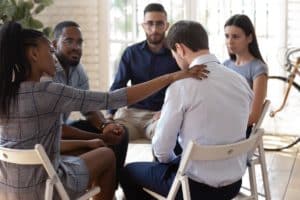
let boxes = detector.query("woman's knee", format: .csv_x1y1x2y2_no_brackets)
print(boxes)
81,147,116,173
97,146,116,165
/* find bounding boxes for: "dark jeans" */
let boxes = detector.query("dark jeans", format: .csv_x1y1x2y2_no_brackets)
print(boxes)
70,120,129,189
246,125,253,138
120,157,242,200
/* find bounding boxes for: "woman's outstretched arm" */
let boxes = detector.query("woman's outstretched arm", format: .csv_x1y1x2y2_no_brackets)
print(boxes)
126,64,208,105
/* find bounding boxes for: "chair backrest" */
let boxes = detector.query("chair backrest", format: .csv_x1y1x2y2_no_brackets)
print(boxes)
178,129,264,174
0,144,70,200
163,129,265,200
251,99,270,134
0,146,42,165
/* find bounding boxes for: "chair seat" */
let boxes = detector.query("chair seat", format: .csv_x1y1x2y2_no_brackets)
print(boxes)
0,144,100,200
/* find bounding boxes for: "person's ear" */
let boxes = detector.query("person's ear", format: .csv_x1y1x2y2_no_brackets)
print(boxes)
26,46,39,63
165,22,170,30
247,33,253,44
52,39,57,49
142,23,147,32
175,43,185,58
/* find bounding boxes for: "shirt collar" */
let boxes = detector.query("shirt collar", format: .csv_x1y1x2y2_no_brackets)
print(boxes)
189,54,220,69
140,40,147,50
139,40,169,55
55,58,64,72
55,55,81,74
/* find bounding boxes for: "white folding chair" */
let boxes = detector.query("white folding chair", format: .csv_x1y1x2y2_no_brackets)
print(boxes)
252,100,271,134
240,100,271,200
143,129,264,200
0,144,100,200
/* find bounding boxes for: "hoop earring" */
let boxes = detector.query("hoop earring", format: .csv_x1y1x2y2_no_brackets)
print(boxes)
15,64,20,72
12,68,16,82
11,64,20,83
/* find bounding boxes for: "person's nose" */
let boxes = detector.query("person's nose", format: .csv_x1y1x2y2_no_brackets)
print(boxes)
73,43,82,50
68,41,82,50
226,37,233,45
152,24,160,31
147,25,159,33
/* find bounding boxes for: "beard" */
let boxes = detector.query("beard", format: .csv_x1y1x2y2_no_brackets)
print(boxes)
146,33,165,45
55,52,81,68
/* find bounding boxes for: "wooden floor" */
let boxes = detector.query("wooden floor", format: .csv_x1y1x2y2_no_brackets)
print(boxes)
260,134,300,200
117,135,300,200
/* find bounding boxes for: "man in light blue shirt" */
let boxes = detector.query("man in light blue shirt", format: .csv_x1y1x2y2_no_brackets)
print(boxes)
120,20,253,199
52,21,128,189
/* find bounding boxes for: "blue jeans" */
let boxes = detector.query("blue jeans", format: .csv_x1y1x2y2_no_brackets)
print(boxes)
120,157,242,200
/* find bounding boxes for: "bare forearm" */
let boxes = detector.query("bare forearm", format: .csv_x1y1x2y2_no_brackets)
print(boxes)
126,65,207,105
62,125,104,140
60,140,89,153
126,74,173,105
249,74,268,125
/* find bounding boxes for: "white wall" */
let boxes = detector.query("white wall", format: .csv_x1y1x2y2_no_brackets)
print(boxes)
37,0,110,91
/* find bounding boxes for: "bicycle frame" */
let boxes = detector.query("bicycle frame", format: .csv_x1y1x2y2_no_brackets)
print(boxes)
269,57,300,117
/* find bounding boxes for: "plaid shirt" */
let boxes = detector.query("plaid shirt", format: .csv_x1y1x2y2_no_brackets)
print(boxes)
0,81,126,199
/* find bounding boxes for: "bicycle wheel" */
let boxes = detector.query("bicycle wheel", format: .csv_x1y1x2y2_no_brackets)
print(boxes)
264,76,300,137
268,76,300,91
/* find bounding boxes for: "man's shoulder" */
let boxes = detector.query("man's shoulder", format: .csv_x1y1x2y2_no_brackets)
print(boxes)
126,41,145,49
121,41,147,58
168,77,198,91
54,62,86,75
75,63,86,71
68,63,87,75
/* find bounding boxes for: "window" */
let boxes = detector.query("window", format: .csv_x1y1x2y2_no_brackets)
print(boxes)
108,0,300,135
109,0,286,82
194,0,282,72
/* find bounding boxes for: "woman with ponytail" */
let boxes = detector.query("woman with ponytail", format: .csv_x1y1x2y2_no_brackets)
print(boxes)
0,22,207,199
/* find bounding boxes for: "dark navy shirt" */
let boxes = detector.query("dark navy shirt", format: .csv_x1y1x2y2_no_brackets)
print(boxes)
109,40,180,114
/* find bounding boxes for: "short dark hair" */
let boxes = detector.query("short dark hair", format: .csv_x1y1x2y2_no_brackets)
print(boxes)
166,20,209,52
224,14,265,63
144,3,167,16
53,21,80,39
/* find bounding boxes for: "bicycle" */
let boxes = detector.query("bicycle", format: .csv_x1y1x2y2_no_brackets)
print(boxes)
265,48,300,151
268,48,300,117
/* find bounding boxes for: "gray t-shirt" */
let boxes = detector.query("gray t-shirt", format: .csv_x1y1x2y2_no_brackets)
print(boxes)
223,59,268,88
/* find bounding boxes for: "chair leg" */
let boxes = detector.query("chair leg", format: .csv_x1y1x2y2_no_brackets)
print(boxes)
248,162,258,200
143,188,166,200
167,175,181,200
258,143,271,200
181,177,191,200
45,179,53,200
